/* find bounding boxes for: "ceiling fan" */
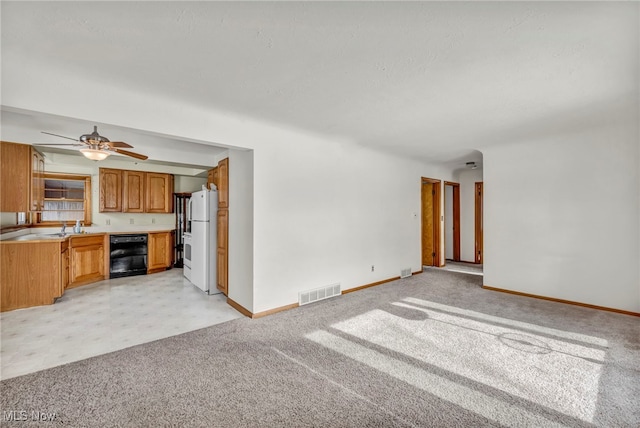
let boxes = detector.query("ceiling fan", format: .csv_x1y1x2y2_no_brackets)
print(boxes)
35,125,148,161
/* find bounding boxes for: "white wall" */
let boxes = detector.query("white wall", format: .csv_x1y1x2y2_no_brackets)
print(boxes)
0,213,18,227
482,124,640,312
227,149,254,312
444,185,454,260
252,139,452,312
174,176,207,193
455,168,484,263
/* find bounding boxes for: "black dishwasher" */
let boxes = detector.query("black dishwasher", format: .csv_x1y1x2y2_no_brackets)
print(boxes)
110,234,148,279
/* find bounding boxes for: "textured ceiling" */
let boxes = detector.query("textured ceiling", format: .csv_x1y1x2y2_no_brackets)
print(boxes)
1,1,638,164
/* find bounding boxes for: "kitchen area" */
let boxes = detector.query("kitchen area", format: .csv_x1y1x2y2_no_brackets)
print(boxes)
0,140,241,380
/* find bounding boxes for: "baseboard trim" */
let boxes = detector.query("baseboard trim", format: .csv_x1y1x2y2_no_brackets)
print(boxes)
343,270,422,295
227,298,300,319
482,285,640,317
342,276,400,294
226,297,253,318
235,270,423,318
253,303,299,319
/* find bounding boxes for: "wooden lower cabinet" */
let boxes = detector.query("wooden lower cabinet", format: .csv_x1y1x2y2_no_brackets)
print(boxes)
148,231,173,273
61,240,70,292
69,235,106,288
0,241,64,312
217,209,228,294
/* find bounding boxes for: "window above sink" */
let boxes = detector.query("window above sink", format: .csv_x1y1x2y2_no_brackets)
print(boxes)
34,173,92,226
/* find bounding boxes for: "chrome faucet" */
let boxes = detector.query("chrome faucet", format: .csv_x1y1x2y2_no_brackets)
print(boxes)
61,222,67,235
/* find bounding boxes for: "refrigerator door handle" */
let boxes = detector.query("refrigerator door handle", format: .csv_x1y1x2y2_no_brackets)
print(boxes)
187,197,193,222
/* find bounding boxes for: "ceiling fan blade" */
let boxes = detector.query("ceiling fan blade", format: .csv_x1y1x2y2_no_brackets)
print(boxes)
41,131,79,142
33,143,83,146
113,148,148,160
105,141,133,148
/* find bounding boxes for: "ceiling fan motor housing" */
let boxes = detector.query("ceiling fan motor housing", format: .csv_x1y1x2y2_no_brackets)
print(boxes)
80,126,110,144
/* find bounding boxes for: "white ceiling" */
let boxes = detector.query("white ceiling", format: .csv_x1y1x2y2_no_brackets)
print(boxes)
1,2,637,166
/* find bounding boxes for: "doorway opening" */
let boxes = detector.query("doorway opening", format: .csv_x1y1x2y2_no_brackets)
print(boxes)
421,177,441,267
444,181,460,264
475,182,483,264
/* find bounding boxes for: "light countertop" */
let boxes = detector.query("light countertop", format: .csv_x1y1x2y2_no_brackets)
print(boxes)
0,226,175,242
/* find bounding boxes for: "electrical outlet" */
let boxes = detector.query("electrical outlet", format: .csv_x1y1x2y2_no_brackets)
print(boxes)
129,218,134,224
371,265,375,272
106,219,110,225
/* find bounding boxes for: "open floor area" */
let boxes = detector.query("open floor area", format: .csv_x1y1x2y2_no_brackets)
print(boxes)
0,269,243,380
1,269,637,427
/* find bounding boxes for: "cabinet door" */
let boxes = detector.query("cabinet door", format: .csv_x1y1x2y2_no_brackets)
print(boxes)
1,241,62,311
217,158,228,208
99,168,123,212
70,244,104,286
216,209,228,294
123,170,145,213
148,232,171,273
0,142,31,213
146,173,173,213
31,148,45,212
212,167,219,189
217,247,227,295
207,168,215,190
61,249,69,291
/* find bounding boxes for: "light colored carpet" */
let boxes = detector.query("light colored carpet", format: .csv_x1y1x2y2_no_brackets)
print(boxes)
1,270,638,427
432,261,483,275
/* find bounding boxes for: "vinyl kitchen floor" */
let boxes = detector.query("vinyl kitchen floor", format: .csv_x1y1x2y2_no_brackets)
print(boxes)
0,268,244,380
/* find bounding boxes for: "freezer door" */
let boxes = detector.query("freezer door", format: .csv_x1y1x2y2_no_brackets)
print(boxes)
190,190,210,222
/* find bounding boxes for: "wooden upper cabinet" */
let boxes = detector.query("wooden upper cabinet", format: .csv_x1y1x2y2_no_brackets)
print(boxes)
146,172,173,213
207,168,215,190
31,148,45,212
217,158,228,208
212,167,219,190
99,168,122,212
100,168,173,213
123,170,145,213
0,142,33,213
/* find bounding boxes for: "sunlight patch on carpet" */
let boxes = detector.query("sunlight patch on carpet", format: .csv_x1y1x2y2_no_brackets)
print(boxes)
316,301,605,423
306,330,567,428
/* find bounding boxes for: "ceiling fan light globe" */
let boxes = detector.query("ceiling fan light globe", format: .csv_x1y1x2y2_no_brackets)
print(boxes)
80,148,110,161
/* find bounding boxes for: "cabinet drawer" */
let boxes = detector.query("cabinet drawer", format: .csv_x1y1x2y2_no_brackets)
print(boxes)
70,235,104,247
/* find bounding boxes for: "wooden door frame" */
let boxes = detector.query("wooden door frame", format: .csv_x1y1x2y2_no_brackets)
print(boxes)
444,181,460,262
475,182,483,264
421,177,442,267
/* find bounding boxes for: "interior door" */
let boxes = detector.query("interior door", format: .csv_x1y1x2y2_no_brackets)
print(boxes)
421,178,441,267
475,182,483,264
444,181,461,262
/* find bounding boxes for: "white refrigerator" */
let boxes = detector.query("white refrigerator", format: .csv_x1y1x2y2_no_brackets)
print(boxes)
187,187,219,294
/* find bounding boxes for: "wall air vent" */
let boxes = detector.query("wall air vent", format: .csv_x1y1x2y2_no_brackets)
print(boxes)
400,268,412,279
299,283,341,306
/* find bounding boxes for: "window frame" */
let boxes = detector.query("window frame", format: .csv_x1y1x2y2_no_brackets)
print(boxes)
34,173,92,227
